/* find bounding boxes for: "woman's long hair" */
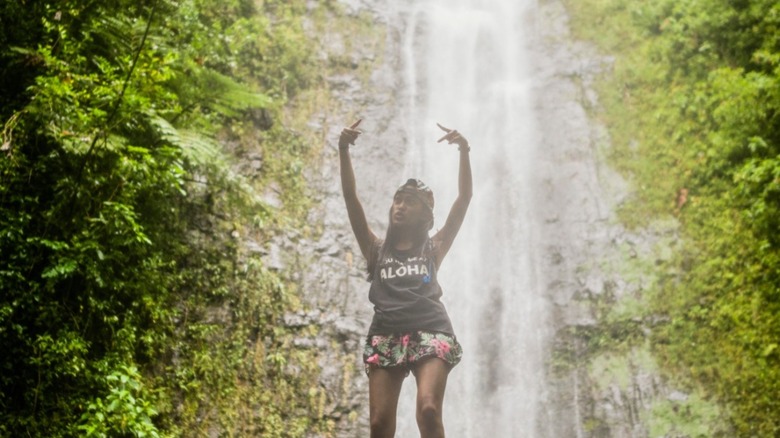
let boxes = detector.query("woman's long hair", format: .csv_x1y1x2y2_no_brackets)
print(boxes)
366,206,433,281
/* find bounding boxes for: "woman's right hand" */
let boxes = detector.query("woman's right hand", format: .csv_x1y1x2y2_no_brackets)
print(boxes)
339,119,362,149
436,123,469,149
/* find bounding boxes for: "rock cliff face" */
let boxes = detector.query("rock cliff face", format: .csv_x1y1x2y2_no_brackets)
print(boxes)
281,1,708,436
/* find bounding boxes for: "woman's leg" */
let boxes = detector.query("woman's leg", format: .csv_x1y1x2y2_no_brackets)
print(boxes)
412,358,450,438
368,365,407,438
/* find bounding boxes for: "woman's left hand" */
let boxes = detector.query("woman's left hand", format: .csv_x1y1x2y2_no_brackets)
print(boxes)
339,119,363,149
436,123,469,149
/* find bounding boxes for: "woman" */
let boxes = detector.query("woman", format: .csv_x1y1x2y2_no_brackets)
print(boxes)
338,118,472,438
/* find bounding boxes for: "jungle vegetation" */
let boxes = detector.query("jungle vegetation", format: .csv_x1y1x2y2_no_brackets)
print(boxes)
565,0,780,435
1,0,337,436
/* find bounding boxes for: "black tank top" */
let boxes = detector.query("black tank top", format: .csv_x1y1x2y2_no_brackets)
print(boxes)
367,240,454,335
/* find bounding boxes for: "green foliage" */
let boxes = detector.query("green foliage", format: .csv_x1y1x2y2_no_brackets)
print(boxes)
1,0,331,436
79,366,162,438
565,0,780,434
643,391,727,438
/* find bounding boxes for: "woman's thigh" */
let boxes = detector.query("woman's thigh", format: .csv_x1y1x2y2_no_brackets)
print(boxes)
368,365,407,418
412,358,449,407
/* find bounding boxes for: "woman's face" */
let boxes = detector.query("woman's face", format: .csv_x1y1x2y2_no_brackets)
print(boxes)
391,192,428,228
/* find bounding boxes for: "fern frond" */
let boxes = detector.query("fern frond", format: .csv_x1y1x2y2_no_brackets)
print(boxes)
89,15,136,59
197,69,273,117
148,115,267,211
149,116,222,167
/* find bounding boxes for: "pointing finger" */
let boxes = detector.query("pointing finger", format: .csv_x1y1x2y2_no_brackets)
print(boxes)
437,123,453,143
349,119,363,129
437,129,460,143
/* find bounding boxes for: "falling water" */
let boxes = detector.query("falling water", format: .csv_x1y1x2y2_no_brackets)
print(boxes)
394,0,550,436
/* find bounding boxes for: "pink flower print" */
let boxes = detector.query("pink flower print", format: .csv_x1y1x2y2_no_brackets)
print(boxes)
402,334,410,347
432,339,451,356
372,337,380,347
366,354,380,364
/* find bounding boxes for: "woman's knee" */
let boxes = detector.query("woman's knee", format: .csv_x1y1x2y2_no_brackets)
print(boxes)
370,400,398,437
416,397,443,425
369,413,396,437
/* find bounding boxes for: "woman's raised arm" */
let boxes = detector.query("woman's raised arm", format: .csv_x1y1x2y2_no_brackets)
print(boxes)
432,123,472,264
339,119,378,259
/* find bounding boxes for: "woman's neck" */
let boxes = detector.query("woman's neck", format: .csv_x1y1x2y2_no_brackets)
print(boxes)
393,231,426,252
393,238,415,251
388,224,427,252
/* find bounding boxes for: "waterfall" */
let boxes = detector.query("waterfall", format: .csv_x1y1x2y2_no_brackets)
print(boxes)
393,0,551,436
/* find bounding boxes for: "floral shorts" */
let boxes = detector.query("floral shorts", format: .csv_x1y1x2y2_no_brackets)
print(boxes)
362,331,463,376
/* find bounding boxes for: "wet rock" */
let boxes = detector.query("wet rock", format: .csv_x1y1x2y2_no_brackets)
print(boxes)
261,182,283,210
264,242,286,272
244,239,266,255
292,337,328,349
284,310,322,328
